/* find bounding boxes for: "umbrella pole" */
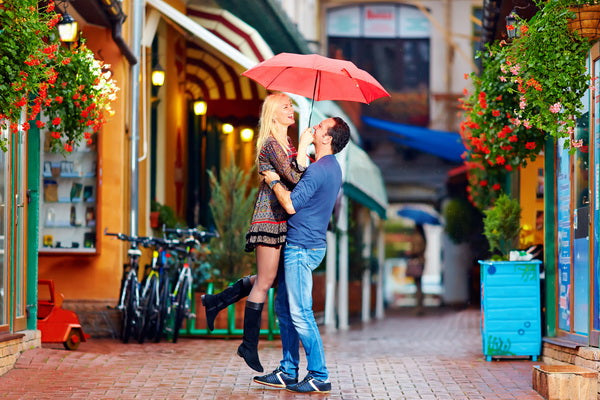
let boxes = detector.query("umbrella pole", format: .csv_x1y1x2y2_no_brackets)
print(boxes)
308,71,319,127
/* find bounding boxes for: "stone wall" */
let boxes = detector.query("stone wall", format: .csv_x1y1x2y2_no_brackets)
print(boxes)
62,299,120,339
0,330,41,376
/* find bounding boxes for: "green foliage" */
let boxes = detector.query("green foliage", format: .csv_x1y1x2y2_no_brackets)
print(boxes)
207,161,257,284
461,0,597,210
443,198,480,244
482,194,521,260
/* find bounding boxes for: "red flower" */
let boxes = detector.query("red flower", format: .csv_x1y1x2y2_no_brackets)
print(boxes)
54,96,63,104
50,132,61,139
505,165,513,171
508,135,518,143
64,143,73,152
36,120,45,128
52,117,61,126
480,180,488,187
492,183,501,191
492,110,501,117
525,142,536,150
495,156,506,165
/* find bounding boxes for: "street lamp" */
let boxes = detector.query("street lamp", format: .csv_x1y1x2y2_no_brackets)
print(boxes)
505,10,520,40
151,64,165,87
57,11,78,43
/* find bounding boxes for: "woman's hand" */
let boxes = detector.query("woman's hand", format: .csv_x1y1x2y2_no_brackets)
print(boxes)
296,127,314,168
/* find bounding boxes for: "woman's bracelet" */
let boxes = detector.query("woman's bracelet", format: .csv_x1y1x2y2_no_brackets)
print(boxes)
269,179,281,189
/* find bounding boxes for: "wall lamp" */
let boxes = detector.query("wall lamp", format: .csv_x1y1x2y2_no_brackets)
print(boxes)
240,128,254,142
193,100,207,116
222,123,234,135
151,64,165,87
57,10,79,43
505,10,520,40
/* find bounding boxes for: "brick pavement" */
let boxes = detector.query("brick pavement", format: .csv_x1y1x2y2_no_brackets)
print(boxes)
0,307,543,400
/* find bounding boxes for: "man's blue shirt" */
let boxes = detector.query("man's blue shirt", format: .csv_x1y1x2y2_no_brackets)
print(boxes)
287,154,342,248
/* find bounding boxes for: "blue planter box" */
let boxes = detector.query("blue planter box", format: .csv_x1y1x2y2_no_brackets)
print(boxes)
479,260,542,361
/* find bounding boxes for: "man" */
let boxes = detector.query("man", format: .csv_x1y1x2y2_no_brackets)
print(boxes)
255,117,350,394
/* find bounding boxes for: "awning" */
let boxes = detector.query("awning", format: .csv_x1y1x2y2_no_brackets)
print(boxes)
214,0,311,55
338,141,388,219
362,116,466,163
146,0,255,71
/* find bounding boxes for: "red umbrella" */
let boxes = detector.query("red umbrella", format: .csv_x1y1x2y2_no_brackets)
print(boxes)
242,53,390,123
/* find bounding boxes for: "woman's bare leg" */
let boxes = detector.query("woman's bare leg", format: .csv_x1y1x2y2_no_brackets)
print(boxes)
247,245,281,303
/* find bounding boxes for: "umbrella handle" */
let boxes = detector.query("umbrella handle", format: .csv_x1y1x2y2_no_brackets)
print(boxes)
308,71,320,128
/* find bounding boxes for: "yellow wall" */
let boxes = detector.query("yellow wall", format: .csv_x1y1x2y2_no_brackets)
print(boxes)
519,156,545,247
38,25,130,300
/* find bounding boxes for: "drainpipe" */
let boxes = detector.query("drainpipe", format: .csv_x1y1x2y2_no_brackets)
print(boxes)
111,17,138,65
129,0,143,235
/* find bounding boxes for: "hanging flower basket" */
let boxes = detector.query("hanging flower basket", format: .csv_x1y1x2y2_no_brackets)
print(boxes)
567,5,600,41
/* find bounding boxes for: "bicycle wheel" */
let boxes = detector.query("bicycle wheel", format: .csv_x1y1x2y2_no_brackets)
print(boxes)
121,276,138,343
172,278,190,343
154,275,171,343
139,275,160,343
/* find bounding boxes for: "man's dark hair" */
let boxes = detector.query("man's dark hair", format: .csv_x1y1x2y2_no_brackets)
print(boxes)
327,117,351,154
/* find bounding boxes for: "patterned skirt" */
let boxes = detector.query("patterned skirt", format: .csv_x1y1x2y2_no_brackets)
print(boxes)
245,184,288,252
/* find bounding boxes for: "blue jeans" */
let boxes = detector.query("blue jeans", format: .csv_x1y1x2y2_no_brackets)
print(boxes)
275,244,328,381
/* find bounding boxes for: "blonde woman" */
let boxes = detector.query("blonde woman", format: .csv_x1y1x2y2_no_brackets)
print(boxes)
202,93,311,372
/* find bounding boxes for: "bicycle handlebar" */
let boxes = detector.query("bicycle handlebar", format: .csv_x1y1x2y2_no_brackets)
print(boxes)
162,226,219,243
104,228,151,247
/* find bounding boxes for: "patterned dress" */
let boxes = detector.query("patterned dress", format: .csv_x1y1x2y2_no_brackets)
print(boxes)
245,135,304,252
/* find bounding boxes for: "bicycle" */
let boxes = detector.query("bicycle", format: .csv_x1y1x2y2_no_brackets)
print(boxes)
105,228,150,344
137,236,181,343
163,227,218,342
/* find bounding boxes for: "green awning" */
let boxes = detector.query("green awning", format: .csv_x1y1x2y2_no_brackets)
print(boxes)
340,141,388,219
214,0,311,55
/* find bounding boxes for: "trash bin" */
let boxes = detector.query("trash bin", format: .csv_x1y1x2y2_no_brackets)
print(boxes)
479,260,542,361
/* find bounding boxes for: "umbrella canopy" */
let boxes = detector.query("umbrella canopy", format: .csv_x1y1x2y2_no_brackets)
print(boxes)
242,53,390,104
397,207,441,226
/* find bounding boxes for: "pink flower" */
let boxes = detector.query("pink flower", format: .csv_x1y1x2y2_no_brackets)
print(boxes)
510,64,521,75
549,103,561,113
523,120,532,129
572,139,583,148
499,76,507,82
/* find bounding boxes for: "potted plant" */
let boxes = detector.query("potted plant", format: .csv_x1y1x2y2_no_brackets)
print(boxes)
0,0,118,153
478,193,542,361
482,194,521,261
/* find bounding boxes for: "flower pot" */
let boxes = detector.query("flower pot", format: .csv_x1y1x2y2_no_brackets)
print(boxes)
150,211,160,229
567,5,600,41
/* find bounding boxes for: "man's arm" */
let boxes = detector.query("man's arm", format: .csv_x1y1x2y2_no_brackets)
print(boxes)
263,170,296,214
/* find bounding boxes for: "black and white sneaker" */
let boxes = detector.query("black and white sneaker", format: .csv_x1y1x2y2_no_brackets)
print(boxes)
253,367,298,389
286,374,331,393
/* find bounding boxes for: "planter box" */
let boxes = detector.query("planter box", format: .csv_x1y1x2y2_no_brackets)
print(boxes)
479,260,542,361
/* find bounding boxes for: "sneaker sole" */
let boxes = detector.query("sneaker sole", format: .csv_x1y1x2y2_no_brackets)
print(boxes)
252,378,286,389
285,388,330,394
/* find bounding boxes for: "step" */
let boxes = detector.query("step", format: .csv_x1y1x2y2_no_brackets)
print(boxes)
532,364,598,400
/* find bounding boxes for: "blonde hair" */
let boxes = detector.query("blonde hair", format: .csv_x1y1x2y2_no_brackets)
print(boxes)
255,92,291,163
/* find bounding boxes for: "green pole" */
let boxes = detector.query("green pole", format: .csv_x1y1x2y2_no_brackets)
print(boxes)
543,138,556,337
26,125,40,329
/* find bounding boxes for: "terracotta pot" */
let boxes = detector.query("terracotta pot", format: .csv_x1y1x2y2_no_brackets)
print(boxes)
150,211,160,229
568,5,600,41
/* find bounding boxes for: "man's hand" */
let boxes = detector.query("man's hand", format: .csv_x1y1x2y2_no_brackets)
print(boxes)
263,170,280,185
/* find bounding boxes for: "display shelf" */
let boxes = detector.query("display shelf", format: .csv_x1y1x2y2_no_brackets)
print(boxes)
39,132,98,254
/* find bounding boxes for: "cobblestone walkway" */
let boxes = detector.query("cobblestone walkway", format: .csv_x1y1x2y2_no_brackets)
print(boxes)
0,307,543,399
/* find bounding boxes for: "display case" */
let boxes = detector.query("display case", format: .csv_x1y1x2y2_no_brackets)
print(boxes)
39,133,97,254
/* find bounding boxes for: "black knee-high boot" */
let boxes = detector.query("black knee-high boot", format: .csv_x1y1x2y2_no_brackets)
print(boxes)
237,301,264,372
201,276,253,331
